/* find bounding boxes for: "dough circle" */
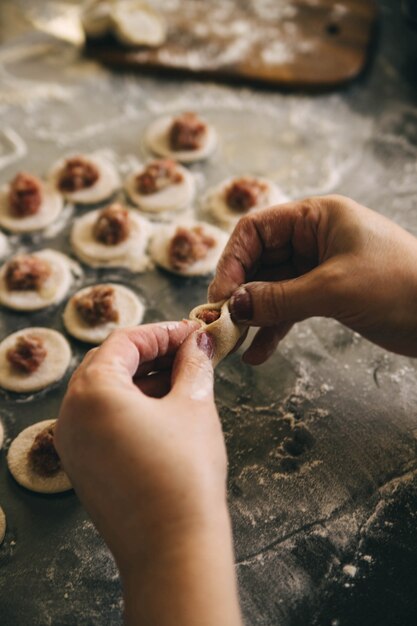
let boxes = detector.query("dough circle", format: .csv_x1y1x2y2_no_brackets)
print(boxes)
7,419,72,494
0,507,5,545
189,300,246,367
70,209,152,271
63,283,145,344
0,328,72,393
145,115,217,163
49,154,120,204
0,182,64,233
125,163,195,214
205,176,288,230
0,249,78,312
150,221,228,276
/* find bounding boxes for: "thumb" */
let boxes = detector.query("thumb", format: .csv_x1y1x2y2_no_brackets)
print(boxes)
229,265,338,326
170,331,215,401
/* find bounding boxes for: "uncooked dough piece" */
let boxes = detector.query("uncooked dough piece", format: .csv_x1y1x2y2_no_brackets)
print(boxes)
145,115,217,164
0,232,9,258
125,162,195,214
189,300,246,367
0,249,80,312
81,0,112,37
82,0,166,46
63,283,145,344
49,153,120,204
0,180,64,234
0,328,72,393
70,208,152,271
150,221,228,276
205,176,288,230
0,507,5,545
7,419,72,494
112,1,166,46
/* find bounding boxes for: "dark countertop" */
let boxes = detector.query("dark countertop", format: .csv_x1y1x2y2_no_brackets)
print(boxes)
1,1,417,625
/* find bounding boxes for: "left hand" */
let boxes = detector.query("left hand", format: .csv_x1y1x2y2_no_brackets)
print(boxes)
55,320,242,626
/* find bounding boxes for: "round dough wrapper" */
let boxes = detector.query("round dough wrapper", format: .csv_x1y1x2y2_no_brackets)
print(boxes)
49,154,120,204
112,2,166,46
150,221,228,276
189,300,246,367
0,507,5,545
205,177,288,230
8,419,72,494
125,163,195,214
0,182,64,234
63,283,145,344
0,328,72,393
0,249,79,312
145,115,217,163
70,209,152,271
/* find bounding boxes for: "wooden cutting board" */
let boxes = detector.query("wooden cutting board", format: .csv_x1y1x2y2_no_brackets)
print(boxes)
85,0,378,90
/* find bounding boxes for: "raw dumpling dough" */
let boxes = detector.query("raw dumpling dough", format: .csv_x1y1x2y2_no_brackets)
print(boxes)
189,300,246,367
0,507,5,545
112,1,166,46
150,221,228,276
145,114,217,164
7,419,72,494
0,328,72,393
0,232,9,259
70,206,152,271
0,178,63,234
205,176,288,230
82,0,166,47
125,161,195,214
0,249,80,312
63,283,145,344
49,153,120,204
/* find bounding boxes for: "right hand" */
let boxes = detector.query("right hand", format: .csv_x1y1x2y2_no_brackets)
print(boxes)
209,195,417,364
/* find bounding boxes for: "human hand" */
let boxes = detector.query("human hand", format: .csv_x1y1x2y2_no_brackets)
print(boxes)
55,321,242,626
209,195,417,364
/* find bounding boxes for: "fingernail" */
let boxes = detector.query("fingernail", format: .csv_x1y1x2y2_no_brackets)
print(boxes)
197,331,215,359
230,288,253,323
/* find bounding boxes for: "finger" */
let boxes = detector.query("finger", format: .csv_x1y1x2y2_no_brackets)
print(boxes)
170,331,214,402
242,323,293,366
135,354,175,377
76,320,199,387
67,347,99,386
208,199,322,303
135,370,172,398
251,262,297,283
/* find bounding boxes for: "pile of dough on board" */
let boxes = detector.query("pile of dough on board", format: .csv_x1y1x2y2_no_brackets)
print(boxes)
7,419,72,494
81,0,167,47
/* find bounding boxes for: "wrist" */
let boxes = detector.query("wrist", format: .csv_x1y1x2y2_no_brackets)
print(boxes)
119,495,231,582
120,503,241,626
